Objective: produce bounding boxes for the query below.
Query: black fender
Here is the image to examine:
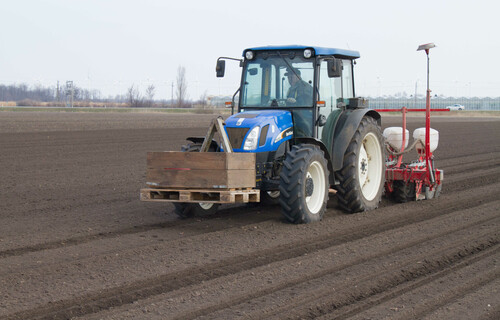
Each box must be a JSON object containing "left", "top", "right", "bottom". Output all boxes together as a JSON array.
[
  {"left": 186, "top": 137, "right": 219, "bottom": 151},
  {"left": 294, "top": 137, "right": 335, "bottom": 185},
  {"left": 331, "top": 109, "right": 381, "bottom": 171}
]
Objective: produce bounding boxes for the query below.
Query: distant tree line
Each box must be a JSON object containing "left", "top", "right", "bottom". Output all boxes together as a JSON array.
[
  {"left": 0, "top": 83, "right": 56, "bottom": 102},
  {"left": 0, "top": 83, "right": 102, "bottom": 103},
  {"left": 0, "top": 66, "right": 213, "bottom": 108}
]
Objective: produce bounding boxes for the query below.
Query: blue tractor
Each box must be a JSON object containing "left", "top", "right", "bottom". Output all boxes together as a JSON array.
[{"left": 175, "top": 45, "right": 385, "bottom": 223}]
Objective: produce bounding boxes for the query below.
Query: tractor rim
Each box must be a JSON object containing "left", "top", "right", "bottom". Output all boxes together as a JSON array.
[
  {"left": 305, "top": 160, "right": 326, "bottom": 214},
  {"left": 199, "top": 202, "right": 214, "bottom": 210},
  {"left": 267, "top": 190, "right": 280, "bottom": 198},
  {"left": 358, "top": 132, "right": 383, "bottom": 201}
]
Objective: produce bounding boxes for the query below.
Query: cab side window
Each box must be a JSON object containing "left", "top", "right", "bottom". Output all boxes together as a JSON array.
[
  {"left": 317, "top": 60, "right": 342, "bottom": 138},
  {"left": 319, "top": 60, "right": 342, "bottom": 110},
  {"left": 342, "top": 60, "right": 354, "bottom": 98}
]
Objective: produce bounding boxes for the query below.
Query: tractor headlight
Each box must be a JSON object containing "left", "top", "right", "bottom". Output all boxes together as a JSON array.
[
  {"left": 243, "top": 126, "right": 260, "bottom": 150},
  {"left": 245, "top": 51, "right": 254, "bottom": 60}
]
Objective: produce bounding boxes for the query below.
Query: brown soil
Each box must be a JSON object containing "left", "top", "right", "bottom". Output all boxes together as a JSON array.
[{"left": 0, "top": 111, "right": 499, "bottom": 320}]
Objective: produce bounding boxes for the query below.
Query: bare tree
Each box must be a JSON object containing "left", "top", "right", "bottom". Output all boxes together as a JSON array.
[
  {"left": 176, "top": 66, "right": 188, "bottom": 107},
  {"left": 145, "top": 84, "right": 155, "bottom": 107},
  {"left": 127, "top": 84, "right": 142, "bottom": 107}
]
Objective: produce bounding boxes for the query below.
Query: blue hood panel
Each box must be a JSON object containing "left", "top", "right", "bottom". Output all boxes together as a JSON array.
[{"left": 225, "top": 110, "right": 293, "bottom": 152}]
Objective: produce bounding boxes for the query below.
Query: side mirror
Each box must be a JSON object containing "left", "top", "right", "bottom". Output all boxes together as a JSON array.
[
  {"left": 317, "top": 114, "right": 327, "bottom": 127},
  {"left": 216, "top": 60, "right": 226, "bottom": 78},
  {"left": 327, "top": 58, "right": 342, "bottom": 78}
]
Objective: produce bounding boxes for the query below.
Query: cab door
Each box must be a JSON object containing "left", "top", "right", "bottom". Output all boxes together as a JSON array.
[{"left": 317, "top": 59, "right": 342, "bottom": 139}]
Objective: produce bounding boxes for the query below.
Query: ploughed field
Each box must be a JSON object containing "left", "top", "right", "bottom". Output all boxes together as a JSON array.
[{"left": 0, "top": 111, "right": 499, "bottom": 320}]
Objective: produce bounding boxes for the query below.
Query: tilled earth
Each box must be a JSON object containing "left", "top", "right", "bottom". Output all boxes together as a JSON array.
[{"left": 0, "top": 111, "right": 499, "bottom": 320}]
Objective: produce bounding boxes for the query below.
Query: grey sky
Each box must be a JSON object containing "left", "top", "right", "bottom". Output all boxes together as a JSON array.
[{"left": 1, "top": 0, "right": 499, "bottom": 99}]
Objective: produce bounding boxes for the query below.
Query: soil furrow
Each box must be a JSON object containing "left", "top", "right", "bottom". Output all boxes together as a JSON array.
[
  {"left": 5, "top": 197, "right": 497, "bottom": 320},
  {"left": 162, "top": 211, "right": 500, "bottom": 320},
  {"left": 1, "top": 113, "right": 498, "bottom": 319},
  {"left": 324, "top": 240, "right": 499, "bottom": 319},
  {"left": 421, "top": 278, "right": 500, "bottom": 320},
  {"left": 0, "top": 205, "right": 269, "bottom": 259},
  {"left": 441, "top": 158, "right": 500, "bottom": 175},
  {"left": 1, "top": 182, "right": 496, "bottom": 281},
  {"left": 443, "top": 168, "right": 499, "bottom": 192},
  {"left": 259, "top": 234, "right": 499, "bottom": 320},
  {"left": 1, "top": 155, "right": 497, "bottom": 258},
  {"left": 168, "top": 214, "right": 498, "bottom": 319},
  {"left": 438, "top": 150, "right": 500, "bottom": 165}
]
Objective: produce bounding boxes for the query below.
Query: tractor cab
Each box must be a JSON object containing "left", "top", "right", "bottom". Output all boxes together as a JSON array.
[{"left": 218, "top": 45, "right": 361, "bottom": 141}]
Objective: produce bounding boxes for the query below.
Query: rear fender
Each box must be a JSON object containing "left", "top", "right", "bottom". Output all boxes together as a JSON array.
[{"left": 331, "top": 109, "right": 380, "bottom": 171}]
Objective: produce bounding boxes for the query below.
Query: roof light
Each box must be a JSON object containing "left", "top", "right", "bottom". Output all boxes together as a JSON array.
[
  {"left": 303, "top": 49, "right": 313, "bottom": 59},
  {"left": 245, "top": 51, "right": 254, "bottom": 60}
]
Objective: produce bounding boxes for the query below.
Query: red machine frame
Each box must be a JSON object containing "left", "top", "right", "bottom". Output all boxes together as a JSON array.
[{"left": 376, "top": 107, "right": 445, "bottom": 200}]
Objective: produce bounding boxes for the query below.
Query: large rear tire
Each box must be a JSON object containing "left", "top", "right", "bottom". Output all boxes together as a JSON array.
[
  {"left": 279, "top": 144, "right": 329, "bottom": 224},
  {"left": 172, "top": 143, "right": 220, "bottom": 219},
  {"left": 335, "top": 116, "right": 385, "bottom": 213}
]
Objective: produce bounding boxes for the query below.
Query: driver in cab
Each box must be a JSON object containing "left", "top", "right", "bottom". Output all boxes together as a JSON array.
[{"left": 286, "top": 68, "right": 312, "bottom": 106}]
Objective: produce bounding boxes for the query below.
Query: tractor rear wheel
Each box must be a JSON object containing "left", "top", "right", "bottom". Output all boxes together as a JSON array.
[
  {"left": 279, "top": 144, "right": 329, "bottom": 223},
  {"left": 172, "top": 143, "right": 220, "bottom": 219},
  {"left": 335, "top": 116, "right": 385, "bottom": 213}
]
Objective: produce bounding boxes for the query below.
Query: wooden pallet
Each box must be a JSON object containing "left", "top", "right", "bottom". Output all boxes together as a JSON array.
[
  {"left": 146, "top": 152, "right": 255, "bottom": 189},
  {"left": 140, "top": 188, "right": 260, "bottom": 204}
]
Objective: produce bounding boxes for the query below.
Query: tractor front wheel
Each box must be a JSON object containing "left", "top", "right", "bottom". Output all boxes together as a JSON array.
[
  {"left": 173, "top": 142, "right": 220, "bottom": 219},
  {"left": 173, "top": 202, "right": 220, "bottom": 218},
  {"left": 260, "top": 190, "right": 280, "bottom": 205},
  {"left": 279, "top": 144, "right": 329, "bottom": 223}
]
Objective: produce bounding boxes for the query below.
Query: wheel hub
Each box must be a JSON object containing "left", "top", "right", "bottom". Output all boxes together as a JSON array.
[
  {"left": 360, "top": 157, "right": 368, "bottom": 175},
  {"left": 305, "top": 177, "right": 314, "bottom": 197},
  {"left": 358, "top": 143, "right": 369, "bottom": 188}
]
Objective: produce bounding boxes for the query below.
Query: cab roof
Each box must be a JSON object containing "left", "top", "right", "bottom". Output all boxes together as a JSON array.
[{"left": 243, "top": 45, "right": 360, "bottom": 59}]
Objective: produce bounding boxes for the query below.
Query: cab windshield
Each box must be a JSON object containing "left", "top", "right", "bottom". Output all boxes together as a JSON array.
[{"left": 240, "top": 53, "right": 314, "bottom": 108}]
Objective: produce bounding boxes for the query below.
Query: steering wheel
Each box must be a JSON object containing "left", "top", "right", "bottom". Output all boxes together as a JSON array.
[{"left": 269, "top": 99, "right": 288, "bottom": 107}]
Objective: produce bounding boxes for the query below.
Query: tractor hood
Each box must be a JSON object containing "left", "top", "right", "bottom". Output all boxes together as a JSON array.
[{"left": 224, "top": 110, "right": 293, "bottom": 152}]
